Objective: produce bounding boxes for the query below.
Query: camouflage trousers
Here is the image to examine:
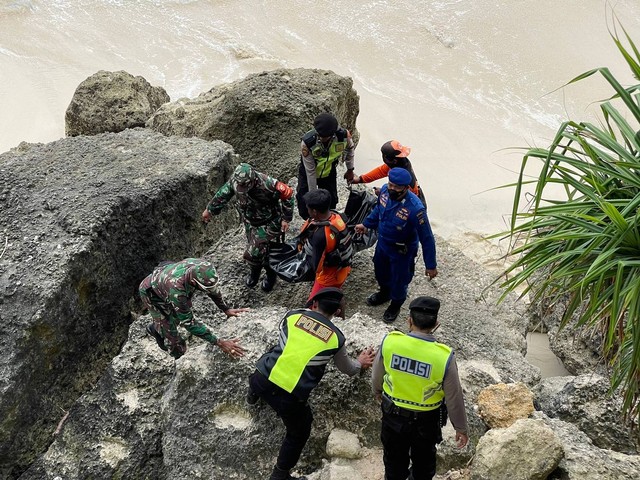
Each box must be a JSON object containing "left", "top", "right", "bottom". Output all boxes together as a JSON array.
[
  {"left": 243, "top": 218, "right": 283, "bottom": 267},
  {"left": 139, "top": 277, "right": 187, "bottom": 359}
]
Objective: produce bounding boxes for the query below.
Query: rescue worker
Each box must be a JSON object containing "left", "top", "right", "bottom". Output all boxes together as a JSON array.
[
  {"left": 247, "top": 288, "right": 376, "bottom": 480},
  {"left": 372, "top": 296, "right": 469, "bottom": 480},
  {"left": 139, "top": 258, "right": 248, "bottom": 359},
  {"left": 202, "top": 163, "right": 294, "bottom": 292},
  {"left": 355, "top": 168, "right": 437, "bottom": 323},
  {"left": 299, "top": 188, "right": 353, "bottom": 302},
  {"left": 296, "top": 113, "right": 356, "bottom": 219},
  {"left": 350, "top": 140, "right": 427, "bottom": 207}
]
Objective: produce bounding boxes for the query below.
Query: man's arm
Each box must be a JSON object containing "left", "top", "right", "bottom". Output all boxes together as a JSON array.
[
  {"left": 358, "top": 164, "right": 390, "bottom": 184},
  {"left": 370, "top": 346, "right": 385, "bottom": 401},
  {"left": 413, "top": 207, "right": 437, "bottom": 270},
  {"left": 443, "top": 353, "right": 469, "bottom": 435},
  {"left": 305, "top": 227, "right": 327, "bottom": 271},
  {"left": 333, "top": 345, "right": 375, "bottom": 376},
  {"left": 301, "top": 140, "right": 318, "bottom": 191},
  {"left": 343, "top": 130, "right": 356, "bottom": 170},
  {"left": 206, "top": 181, "right": 235, "bottom": 216}
]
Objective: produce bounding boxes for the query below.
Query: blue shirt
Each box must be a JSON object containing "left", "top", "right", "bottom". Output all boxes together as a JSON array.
[{"left": 363, "top": 185, "right": 437, "bottom": 269}]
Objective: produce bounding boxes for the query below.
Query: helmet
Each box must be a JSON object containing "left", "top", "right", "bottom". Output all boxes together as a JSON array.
[
  {"left": 192, "top": 262, "right": 219, "bottom": 292},
  {"left": 231, "top": 163, "right": 256, "bottom": 193}
]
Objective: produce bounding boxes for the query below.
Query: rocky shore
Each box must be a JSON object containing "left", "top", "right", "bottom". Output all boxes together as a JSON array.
[{"left": 0, "top": 69, "right": 637, "bottom": 479}]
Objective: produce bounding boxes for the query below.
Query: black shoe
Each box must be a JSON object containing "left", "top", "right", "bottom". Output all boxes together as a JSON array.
[
  {"left": 146, "top": 324, "right": 168, "bottom": 351},
  {"left": 383, "top": 301, "right": 403, "bottom": 323},
  {"left": 246, "top": 387, "right": 259, "bottom": 406},
  {"left": 367, "top": 290, "right": 391, "bottom": 306},
  {"left": 261, "top": 267, "right": 278, "bottom": 292},
  {"left": 269, "top": 466, "right": 307, "bottom": 480},
  {"left": 245, "top": 265, "right": 262, "bottom": 288}
]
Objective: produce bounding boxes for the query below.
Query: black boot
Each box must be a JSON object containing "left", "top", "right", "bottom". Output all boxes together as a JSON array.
[
  {"left": 269, "top": 465, "right": 307, "bottom": 480},
  {"left": 383, "top": 300, "right": 404, "bottom": 323},
  {"left": 244, "top": 265, "right": 262, "bottom": 288},
  {"left": 261, "top": 266, "right": 278, "bottom": 292},
  {"left": 367, "top": 289, "right": 391, "bottom": 306},
  {"left": 146, "top": 324, "right": 168, "bottom": 351}
]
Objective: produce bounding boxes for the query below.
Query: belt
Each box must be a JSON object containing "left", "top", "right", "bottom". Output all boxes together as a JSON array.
[{"left": 382, "top": 394, "right": 438, "bottom": 419}]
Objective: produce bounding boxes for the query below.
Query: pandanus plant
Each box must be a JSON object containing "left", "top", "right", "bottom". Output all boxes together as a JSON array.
[{"left": 495, "top": 21, "right": 640, "bottom": 426}]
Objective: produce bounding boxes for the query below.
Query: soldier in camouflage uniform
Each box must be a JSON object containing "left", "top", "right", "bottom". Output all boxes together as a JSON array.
[
  {"left": 202, "top": 163, "right": 294, "bottom": 292},
  {"left": 139, "top": 257, "right": 248, "bottom": 359}
]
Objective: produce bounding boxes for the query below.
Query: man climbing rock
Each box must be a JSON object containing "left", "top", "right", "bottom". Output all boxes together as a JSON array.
[
  {"left": 202, "top": 163, "right": 294, "bottom": 292},
  {"left": 139, "top": 257, "right": 248, "bottom": 359}
]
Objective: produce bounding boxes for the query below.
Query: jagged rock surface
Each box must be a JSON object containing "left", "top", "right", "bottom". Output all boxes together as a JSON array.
[
  {"left": 533, "top": 375, "right": 638, "bottom": 454},
  {"left": 0, "top": 129, "right": 236, "bottom": 478},
  {"left": 147, "top": 68, "right": 360, "bottom": 180},
  {"left": 65, "top": 70, "right": 170, "bottom": 136}
]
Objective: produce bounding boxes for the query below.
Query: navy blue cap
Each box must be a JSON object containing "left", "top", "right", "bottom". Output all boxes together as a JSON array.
[{"left": 388, "top": 167, "right": 412, "bottom": 186}]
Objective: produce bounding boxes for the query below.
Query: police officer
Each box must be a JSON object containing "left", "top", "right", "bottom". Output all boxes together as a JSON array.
[
  {"left": 296, "top": 113, "right": 356, "bottom": 219},
  {"left": 355, "top": 167, "right": 437, "bottom": 323},
  {"left": 247, "top": 288, "right": 375, "bottom": 480},
  {"left": 139, "top": 258, "right": 248, "bottom": 359},
  {"left": 202, "top": 163, "right": 294, "bottom": 292},
  {"left": 371, "top": 296, "right": 468, "bottom": 480}
]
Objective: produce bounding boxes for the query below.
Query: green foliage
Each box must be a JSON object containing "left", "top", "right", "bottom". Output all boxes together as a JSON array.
[{"left": 495, "top": 22, "right": 640, "bottom": 425}]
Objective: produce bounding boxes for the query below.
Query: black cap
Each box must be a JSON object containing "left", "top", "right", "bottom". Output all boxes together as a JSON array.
[
  {"left": 409, "top": 296, "right": 440, "bottom": 315},
  {"left": 310, "top": 287, "right": 344, "bottom": 304},
  {"left": 314, "top": 113, "right": 339, "bottom": 137}
]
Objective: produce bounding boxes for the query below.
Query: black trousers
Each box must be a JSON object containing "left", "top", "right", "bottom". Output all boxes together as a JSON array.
[
  {"left": 296, "top": 161, "right": 338, "bottom": 219},
  {"left": 381, "top": 406, "right": 442, "bottom": 480},
  {"left": 249, "top": 371, "right": 313, "bottom": 471}
]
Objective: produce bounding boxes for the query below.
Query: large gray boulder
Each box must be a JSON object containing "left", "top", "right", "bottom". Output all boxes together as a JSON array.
[
  {"left": 533, "top": 412, "right": 640, "bottom": 479},
  {"left": 147, "top": 68, "right": 360, "bottom": 180},
  {"left": 470, "top": 418, "right": 564, "bottom": 480},
  {"left": 533, "top": 375, "right": 638, "bottom": 454},
  {"left": 65, "top": 70, "right": 170, "bottom": 136},
  {"left": 0, "top": 129, "right": 236, "bottom": 478}
]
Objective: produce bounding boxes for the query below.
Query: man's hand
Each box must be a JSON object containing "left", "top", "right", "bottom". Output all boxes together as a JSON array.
[
  {"left": 355, "top": 224, "right": 367, "bottom": 235},
  {"left": 357, "top": 346, "right": 376, "bottom": 370},
  {"left": 373, "top": 186, "right": 381, "bottom": 196},
  {"left": 202, "top": 209, "right": 212, "bottom": 223},
  {"left": 344, "top": 169, "right": 355, "bottom": 183},
  {"left": 216, "top": 338, "right": 245, "bottom": 358},
  {"left": 425, "top": 268, "right": 438, "bottom": 279},
  {"left": 224, "top": 307, "right": 250, "bottom": 318},
  {"left": 455, "top": 431, "right": 469, "bottom": 448},
  {"left": 350, "top": 175, "right": 361, "bottom": 184},
  {"left": 281, "top": 220, "right": 290, "bottom": 233}
]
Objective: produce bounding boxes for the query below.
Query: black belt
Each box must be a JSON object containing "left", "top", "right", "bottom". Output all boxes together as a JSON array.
[{"left": 382, "top": 395, "right": 437, "bottom": 419}]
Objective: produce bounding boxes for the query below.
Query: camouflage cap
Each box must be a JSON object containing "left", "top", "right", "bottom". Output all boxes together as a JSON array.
[
  {"left": 231, "top": 163, "right": 256, "bottom": 193},
  {"left": 193, "top": 262, "right": 219, "bottom": 291}
]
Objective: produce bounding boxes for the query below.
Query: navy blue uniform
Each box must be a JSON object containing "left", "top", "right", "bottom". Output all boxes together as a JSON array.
[{"left": 363, "top": 185, "right": 436, "bottom": 303}]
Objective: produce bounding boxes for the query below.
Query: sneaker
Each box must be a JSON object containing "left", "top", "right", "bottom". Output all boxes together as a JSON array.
[
  {"left": 246, "top": 387, "right": 260, "bottom": 406},
  {"left": 146, "top": 324, "right": 168, "bottom": 351},
  {"left": 367, "top": 291, "right": 391, "bottom": 306},
  {"left": 383, "top": 301, "right": 403, "bottom": 323}
]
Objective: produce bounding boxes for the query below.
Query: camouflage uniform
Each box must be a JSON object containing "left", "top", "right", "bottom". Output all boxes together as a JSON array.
[
  {"left": 206, "top": 163, "right": 294, "bottom": 267},
  {"left": 139, "top": 258, "right": 230, "bottom": 359}
]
